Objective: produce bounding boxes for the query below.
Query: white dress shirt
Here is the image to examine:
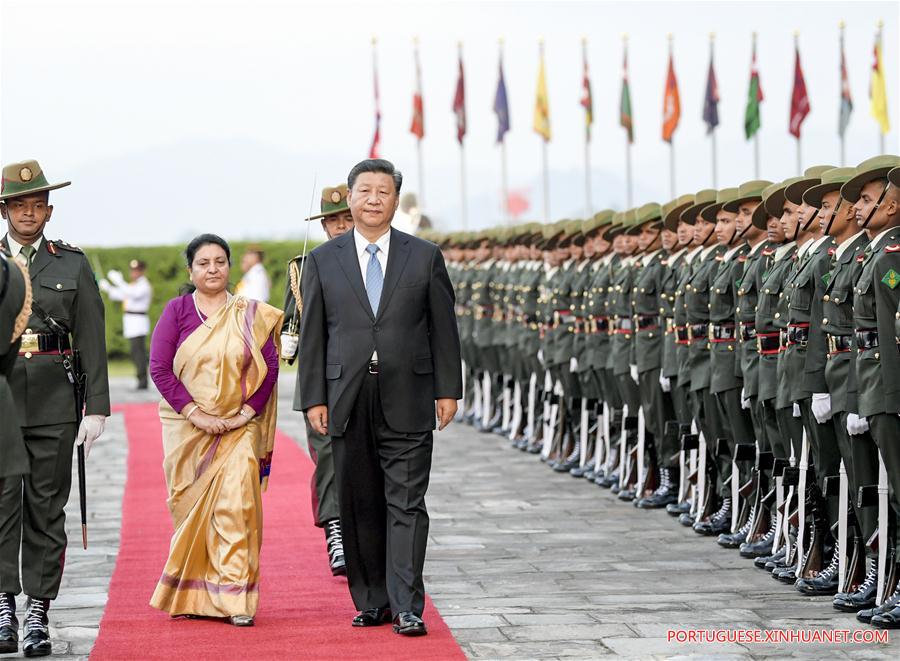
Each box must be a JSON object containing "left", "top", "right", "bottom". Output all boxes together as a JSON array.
[
  {"left": 4, "top": 234, "right": 43, "bottom": 265},
  {"left": 236, "top": 262, "right": 271, "bottom": 302},
  {"left": 353, "top": 227, "right": 391, "bottom": 361},
  {"left": 100, "top": 272, "right": 153, "bottom": 339}
]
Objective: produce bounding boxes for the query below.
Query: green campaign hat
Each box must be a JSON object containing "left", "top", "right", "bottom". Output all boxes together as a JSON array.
[
  {"left": 604, "top": 211, "right": 627, "bottom": 239},
  {"left": 680, "top": 189, "right": 717, "bottom": 225},
  {"left": 663, "top": 194, "right": 694, "bottom": 231},
  {"left": 840, "top": 155, "right": 900, "bottom": 203},
  {"left": 784, "top": 165, "right": 835, "bottom": 205},
  {"left": 306, "top": 184, "right": 350, "bottom": 220},
  {"left": 763, "top": 176, "right": 804, "bottom": 218},
  {"left": 633, "top": 202, "right": 663, "bottom": 228},
  {"left": 802, "top": 167, "right": 857, "bottom": 208},
  {"left": 700, "top": 188, "right": 739, "bottom": 223},
  {"left": 889, "top": 167, "right": 900, "bottom": 188},
  {"left": 753, "top": 182, "right": 785, "bottom": 228},
  {"left": 583, "top": 209, "right": 614, "bottom": 235},
  {"left": 723, "top": 180, "right": 773, "bottom": 212},
  {"left": 0, "top": 159, "right": 71, "bottom": 201}
]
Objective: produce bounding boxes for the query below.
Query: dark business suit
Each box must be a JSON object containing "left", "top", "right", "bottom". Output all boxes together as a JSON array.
[{"left": 298, "top": 227, "right": 462, "bottom": 616}]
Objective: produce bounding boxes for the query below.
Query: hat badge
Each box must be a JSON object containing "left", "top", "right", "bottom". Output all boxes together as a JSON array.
[
  {"left": 19, "top": 167, "right": 33, "bottom": 182},
  {"left": 330, "top": 190, "right": 342, "bottom": 204}
]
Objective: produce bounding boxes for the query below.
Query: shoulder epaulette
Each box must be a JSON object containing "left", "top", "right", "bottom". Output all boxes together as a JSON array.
[
  {"left": 857, "top": 254, "right": 866, "bottom": 263},
  {"left": 828, "top": 247, "right": 836, "bottom": 256},
  {"left": 762, "top": 248, "right": 775, "bottom": 257},
  {"left": 50, "top": 240, "right": 83, "bottom": 254},
  {"left": 885, "top": 244, "right": 900, "bottom": 253}
]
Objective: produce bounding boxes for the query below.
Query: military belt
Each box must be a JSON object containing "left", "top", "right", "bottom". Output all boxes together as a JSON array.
[
  {"left": 786, "top": 324, "right": 810, "bottom": 348},
  {"left": 826, "top": 333, "right": 852, "bottom": 355},
  {"left": 635, "top": 314, "right": 659, "bottom": 331},
  {"left": 708, "top": 323, "right": 737, "bottom": 342},
  {"left": 739, "top": 322, "right": 757, "bottom": 342},
  {"left": 756, "top": 332, "right": 781, "bottom": 355},
  {"left": 19, "top": 332, "right": 72, "bottom": 355},
  {"left": 591, "top": 317, "right": 609, "bottom": 333},
  {"left": 687, "top": 323, "right": 707, "bottom": 342},
  {"left": 854, "top": 329, "right": 880, "bottom": 351},
  {"left": 674, "top": 326, "right": 690, "bottom": 345},
  {"left": 613, "top": 317, "right": 633, "bottom": 334}
]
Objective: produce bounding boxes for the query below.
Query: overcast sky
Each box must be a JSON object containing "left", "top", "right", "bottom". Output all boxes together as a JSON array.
[{"left": 1, "top": 0, "right": 898, "bottom": 246}]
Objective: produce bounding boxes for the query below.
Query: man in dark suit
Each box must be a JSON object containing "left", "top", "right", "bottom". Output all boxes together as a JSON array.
[{"left": 299, "top": 159, "right": 462, "bottom": 636}]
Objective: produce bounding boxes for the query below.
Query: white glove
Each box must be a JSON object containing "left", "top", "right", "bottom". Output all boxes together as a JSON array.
[
  {"left": 98, "top": 279, "right": 111, "bottom": 293},
  {"left": 847, "top": 413, "right": 870, "bottom": 435},
  {"left": 741, "top": 387, "right": 751, "bottom": 410},
  {"left": 106, "top": 269, "right": 126, "bottom": 287},
  {"left": 659, "top": 374, "right": 671, "bottom": 392},
  {"left": 792, "top": 402, "right": 801, "bottom": 418},
  {"left": 280, "top": 333, "right": 299, "bottom": 360},
  {"left": 537, "top": 349, "right": 545, "bottom": 365},
  {"left": 76, "top": 415, "right": 106, "bottom": 459},
  {"left": 630, "top": 364, "right": 639, "bottom": 384},
  {"left": 811, "top": 393, "right": 833, "bottom": 424},
  {"left": 569, "top": 357, "right": 579, "bottom": 373}
]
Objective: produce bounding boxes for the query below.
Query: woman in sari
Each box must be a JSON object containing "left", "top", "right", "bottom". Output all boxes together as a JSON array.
[{"left": 149, "top": 234, "right": 282, "bottom": 627}]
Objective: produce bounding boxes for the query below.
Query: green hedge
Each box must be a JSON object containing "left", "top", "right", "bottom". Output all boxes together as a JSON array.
[{"left": 84, "top": 240, "right": 318, "bottom": 360}]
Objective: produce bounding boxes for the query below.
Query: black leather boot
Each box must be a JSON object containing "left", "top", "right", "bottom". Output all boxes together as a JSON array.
[
  {"left": 0, "top": 593, "right": 18, "bottom": 654},
  {"left": 636, "top": 466, "right": 679, "bottom": 509},
  {"left": 860, "top": 577, "right": 900, "bottom": 625},
  {"left": 22, "top": 597, "right": 50, "bottom": 658},
  {"left": 717, "top": 504, "right": 756, "bottom": 548},
  {"left": 795, "top": 526, "right": 839, "bottom": 596},
  {"left": 741, "top": 517, "right": 777, "bottom": 558},
  {"left": 694, "top": 497, "right": 732, "bottom": 536},
  {"left": 833, "top": 557, "right": 878, "bottom": 612}
]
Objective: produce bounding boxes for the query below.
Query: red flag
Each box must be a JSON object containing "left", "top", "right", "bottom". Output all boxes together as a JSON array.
[
  {"left": 409, "top": 45, "right": 424, "bottom": 140},
  {"left": 452, "top": 51, "right": 466, "bottom": 144},
  {"left": 662, "top": 50, "right": 680, "bottom": 142},
  {"left": 789, "top": 43, "right": 810, "bottom": 139},
  {"left": 369, "top": 42, "right": 382, "bottom": 158}
]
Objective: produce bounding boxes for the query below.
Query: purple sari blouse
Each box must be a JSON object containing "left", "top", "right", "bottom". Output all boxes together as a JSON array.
[{"left": 150, "top": 294, "right": 278, "bottom": 414}]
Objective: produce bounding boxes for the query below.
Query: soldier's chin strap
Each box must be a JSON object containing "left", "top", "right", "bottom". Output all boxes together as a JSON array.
[
  {"left": 823, "top": 199, "right": 843, "bottom": 236},
  {"left": 700, "top": 225, "right": 716, "bottom": 247},
  {"left": 860, "top": 181, "right": 893, "bottom": 230}
]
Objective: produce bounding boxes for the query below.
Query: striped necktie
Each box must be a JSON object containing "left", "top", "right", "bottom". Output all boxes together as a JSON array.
[{"left": 365, "top": 244, "right": 383, "bottom": 314}]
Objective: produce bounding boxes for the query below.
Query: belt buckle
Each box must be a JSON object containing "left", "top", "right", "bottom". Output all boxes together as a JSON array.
[
  {"left": 368, "top": 361, "right": 379, "bottom": 375},
  {"left": 20, "top": 333, "right": 39, "bottom": 353}
]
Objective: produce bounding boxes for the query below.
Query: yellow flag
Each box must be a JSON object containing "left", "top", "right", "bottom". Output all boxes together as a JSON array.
[
  {"left": 533, "top": 49, "right": 551, "bottom": 141},
  {"left": 870, "top": 33, "right": 890, "bottom": 135}
]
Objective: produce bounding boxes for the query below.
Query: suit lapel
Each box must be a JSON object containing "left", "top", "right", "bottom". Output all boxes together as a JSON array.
[
  {"left": 377, "top": 228, "right": 411, "bottom": 321},
  {"left": 335, "top": 231, "right": 375, "bottom": 320}
]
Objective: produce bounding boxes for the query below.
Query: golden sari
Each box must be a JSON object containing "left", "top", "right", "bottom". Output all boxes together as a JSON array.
[{"left": 150, "top": 296, "right": 283, "bottom": 618}]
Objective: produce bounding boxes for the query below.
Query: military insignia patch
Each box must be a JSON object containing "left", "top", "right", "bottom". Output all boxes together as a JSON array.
[
  {"left": 828, "top": 248, "right": 836, "bottom": 256},
  {"left": 822, "top": 273, "right": 832, "bottom": 287},
  {"left": 857, "top": 254, "right": 866, "bottom": 263},
  {"left": 330, "top": 190, "right": 342, "bottom": 203},
  {"left": 885, "top": 244, "right": 900, "bottom": 253},
  {"left": 19, "top": 167, "right": 33, "bottom": 182},
  {"left": 881, "top": 269, "right": 900, "bottom": 289}
]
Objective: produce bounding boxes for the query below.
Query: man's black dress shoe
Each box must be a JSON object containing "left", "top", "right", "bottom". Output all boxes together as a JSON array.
[
  {"left": 352, "top": 607, "right": 392, "bottom": 627},
  {"left": 0, "top": 593, "right": 18, "bottom": 654},
  {"left": 392, "top": 611, "right": 427, "bottom": 636},
  {"left": 22, "top": 598, "right": 51, "bottom": 658}
]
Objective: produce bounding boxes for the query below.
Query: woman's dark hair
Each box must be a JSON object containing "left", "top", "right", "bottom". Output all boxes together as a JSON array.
[
  {"left": 185, "top": 233, "right": 231, "bottom": 267},
  {"left": 347, "top": 158, "right": 402, "bottom": 194}
]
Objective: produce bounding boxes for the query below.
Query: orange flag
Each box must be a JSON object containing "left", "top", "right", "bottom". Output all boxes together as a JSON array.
[{"left": 662, "top": 49, "right": 680, "bottom": 143}]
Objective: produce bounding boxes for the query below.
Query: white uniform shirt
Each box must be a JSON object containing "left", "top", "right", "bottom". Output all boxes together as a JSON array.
[
  {"left": 5, "top": 234, "right": 44, "bottom": 265},
  {"left": 237, "top": 262, "right": 271, "bottom": 302},
  {"left": 100, "top": 272, "right": 153, "bottom": 339}
]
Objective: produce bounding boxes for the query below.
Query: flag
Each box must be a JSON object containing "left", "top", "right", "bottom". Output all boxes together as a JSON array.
[
  {"left": 409, "top": 45, "right": 424, "bottom": 140},
  {"left": 620, "top": 46, "right": 633, "bottom": 143},
  {"left": 533, "top": 47, "right": 551, "bottom": 141},
  {"left": 452, "top": 52, "right": 466, "bottom": 144},
  {"left": 870, "top": 30, "right": 891, "bottom": 134},
  {"left": 369, "top": 44, "right": 381, "bottom": 158},
  {"left": 493, "top": 55, "right": 510, "bottom": 143},
  {"left": 662, "top": 50, "right": 680, "bottom": 142},
  {"left": 744, "top": 40, "right": 764, "bottom": 139},
  {"left": 789, "top": 43, "right": 810, "bottom": 139},
  {"left": 839, "top": 31, "right": 853, "bottom": 138},
  {"left": 703, "top": 49, "right": 719, "bottom": 134},
  {"left": 581, "top": 46, "right": 593, "bottom": 141}
]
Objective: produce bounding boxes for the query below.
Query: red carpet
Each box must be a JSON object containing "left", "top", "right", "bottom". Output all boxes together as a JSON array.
[{"left": 90, "top": 403, "right": 465, "bottom": 660}]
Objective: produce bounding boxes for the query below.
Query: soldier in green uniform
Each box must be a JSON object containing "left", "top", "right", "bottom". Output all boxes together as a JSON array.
[
  {"left": 835, "top": 156, "right": 900, "bottom": 620},
  {"left": 282, "top": 183, "right": 353, "bottom": 576},
  {"left": 0, "top": 160, "right": 109, "bottom": 657},
  {"left": 514, "top": 226, "right": 545, "bottom": 450}
]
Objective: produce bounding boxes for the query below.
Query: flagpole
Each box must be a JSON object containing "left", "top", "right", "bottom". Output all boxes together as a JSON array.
[
  {"left": 583, "top": 37, "right": 592, "bottom": 218},
  {"left": 668, "top": 34, "right": 676, "bottom": 199},
  {"left": 539, "top": 39, "right": 550, "bottom": 223},
  {"left": 499, "top": 38, "right": 510, "bottom": 225},
  {"left": 839, "top": 21, "right": 847, "bottom": 166},
  {"left": 412, "top": 37, "right": 425, "bottom": 209},
  {"left": 458, "top": 42, "right": 468, "bottom": 230},
  {"left": 752, "top": 32, "right": 760, "bottom": 179},
  {"left": 877, "top": 20, "right": 885, "bottom": 154},
  {"left": 624, "top": 34, "right": 633, "bottom": 207},
  {"left": 710, "top": 33, "right": 718, "bottom": 188},
  {"left": 795, "top": 31, "right": 802, "bottom": 175}
]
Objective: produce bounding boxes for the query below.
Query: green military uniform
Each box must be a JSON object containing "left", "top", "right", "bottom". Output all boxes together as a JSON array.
[
  {"left": 0, "top": 161, "right": 110, "bottom": 607},
  {"left": 283, "top": 185, "right": 350, "bottom": 533},
  {"left": 0, "top": 251, "right": 30, "bottom": 485}
]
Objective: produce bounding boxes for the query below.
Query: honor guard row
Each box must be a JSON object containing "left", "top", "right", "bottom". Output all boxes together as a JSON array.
[{"left": 427, "top": 154, "right": 900, "bottom": 630}]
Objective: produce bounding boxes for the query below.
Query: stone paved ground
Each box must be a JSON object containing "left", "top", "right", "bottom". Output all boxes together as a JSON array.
[{"left": 8, "top": 375, "right": 898, "bottom": 659}]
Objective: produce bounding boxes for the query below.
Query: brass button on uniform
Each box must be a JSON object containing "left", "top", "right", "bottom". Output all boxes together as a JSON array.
[
  {"left": 774, "top": 312, "right": 780, "bottom": 319},
  {"left": 875, "top": 352, "right": 880, "bottom": 360},
  {"left": 822, "top": 318, "right": 828, "bottom": 324},
  {"left": 24, "top": 352, "right": 32, "bottom": 359},
  {"left": 823, "top": 295, "right": 830, "bottom": 302},
  {"left": 56, "top": 283, "right": 62, "bottom": 290}
]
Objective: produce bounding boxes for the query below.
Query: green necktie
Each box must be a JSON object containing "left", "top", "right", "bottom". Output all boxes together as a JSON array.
[{"left": 18, "top": 244, "right": 35, "bottom": 266}]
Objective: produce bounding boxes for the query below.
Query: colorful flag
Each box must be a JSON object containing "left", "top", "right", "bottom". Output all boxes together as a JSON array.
[
  {"left": 452, "top": 51, "right": 466, "bottom": 144},
  {"left": 839, "top": 31, "right": 853, "bottom": 138},
  {"left": 620, "top": 46, "right": 633, "bottom": 143},
  {"left": 703, "top": 49, "right": 719, "bottom": 134},
  {"left": 581, "top": 44, "right": 593, "bottom": 141},
  {"left": 493, "top": 55, "right": 510, "bottom": 143},
  {"left": 409, "top": 45, "right": 424, "bottom": 140},
  {"left": 533, "top": 46, "right": 551, "bottom": 141},
  {"left": 870, "top": 29, "right": 891, "bottom": 134},
  {"left": 789, "top": 42, "right": 810, "bottom": 139},
  {"left": 369, "top": 41, "right": 381, "bottom": 159},
  {"left": 744, "top": 39, "right": 764, "bottom": 139},
  {"left": 662, "top": 50, "right": 680, "bottom": 143}
]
